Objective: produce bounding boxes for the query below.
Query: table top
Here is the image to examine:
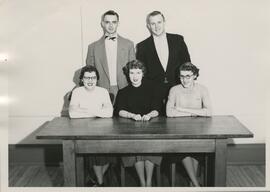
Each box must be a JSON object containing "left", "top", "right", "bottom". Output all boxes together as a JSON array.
[{"left": 36, "top": 116, "right": 253, "bottom": 140}]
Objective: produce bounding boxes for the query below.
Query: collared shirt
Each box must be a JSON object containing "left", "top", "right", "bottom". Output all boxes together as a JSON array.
[
  {"left": 105, "top": 34, "right": 118, "bottom": 86},
  {"left": 153, "top": 33, "right": 169, "bottom": 71}
]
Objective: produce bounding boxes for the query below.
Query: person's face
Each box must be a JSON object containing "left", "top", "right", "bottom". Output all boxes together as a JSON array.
[
  {"left": 101, "top": 15, "right": 119, "bottom": 35},
  {"left": 147, "top": 14, "right": 165, "bottom": 37},
  {"left": 129, "top": 68, "right": 143, "bottom": 87},
  {"left": 82, "top": 71, "right": 97, "bottom": 90},
  {"left": 180, "top": 70, "right": 196, "bottom": 88}
]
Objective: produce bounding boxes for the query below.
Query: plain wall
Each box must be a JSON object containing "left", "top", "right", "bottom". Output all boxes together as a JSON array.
[{"left": 1, "top": 0, "right": 269, "bottom": 144}]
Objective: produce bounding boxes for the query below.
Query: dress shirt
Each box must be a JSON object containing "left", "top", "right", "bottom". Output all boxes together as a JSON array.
[
  {"left": 105, "top": 35, "right": 118, "bottom": 86},
  {"left": 153, "top": 33, "right": 169, "bottom": 71}
]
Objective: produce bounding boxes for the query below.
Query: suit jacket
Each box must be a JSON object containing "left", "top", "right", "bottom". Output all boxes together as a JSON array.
[
  {"left": 136, "top": 33, "right": 191, "bottom": 88},
  {"left": 86, "top": 35, "right": 135, "bottom": 90}
]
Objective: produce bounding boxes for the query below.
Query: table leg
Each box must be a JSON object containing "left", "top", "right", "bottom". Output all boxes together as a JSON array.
[
  {"left": 156, "top": 165, "right": 161, "bottom": 186},
  {"left": 76, "top": 155, "right": 85, "bottom": 186},
  {"left": 171, "top": 163, "right": 176, "bottom": 187},
  {"left": 63, "top": 140, "right": 76, "bottom": 186},
  {"left": 214, "top": 139, "right": 227, "bottom": 186},
  {"left": 206, "top": 153, "right": 214, "bottom": 186},
  {"left": 120, "top": 165, "right": 125, "bottom": 187}
]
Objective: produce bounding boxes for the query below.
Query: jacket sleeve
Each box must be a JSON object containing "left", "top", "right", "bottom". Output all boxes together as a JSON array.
[
  {"left": 135, "top": 43, "right": 145, "bottom": 62},
  {"left": 129, "top": 41, "right": 136, "bottom": 61},
  {"left": 178, "top": 35, "right": 191, "bottom": 63},
  {"left": 86, "top": 44, "right": 95, "bottom": 66}
]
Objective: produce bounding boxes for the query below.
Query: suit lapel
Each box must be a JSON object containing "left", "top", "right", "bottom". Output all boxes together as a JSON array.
[
  {"left": 117, "top": 35, "right": 122, "bottom": 69},
  {"left": 97, "top": 37, "right": 110, "bottom": 78},
  {"left": 149, "top": 36, "right": 166, "bottom": 73},
  {"left": 117, "top": 35, "right": 124, "bottom": 80},
  {"left": 166, "top": 33, "right": 173, "bottom": 73}
]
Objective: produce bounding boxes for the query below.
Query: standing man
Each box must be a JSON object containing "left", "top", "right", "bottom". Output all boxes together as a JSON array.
[
  {"left": 86, "top": 10, "right": 135, "bottom": 103},
  {"left": 85, "top": 10, "right": 135, "bottom": 186},
  {"left": 136, "top": 11, "right": 191, "bottom": 114}
]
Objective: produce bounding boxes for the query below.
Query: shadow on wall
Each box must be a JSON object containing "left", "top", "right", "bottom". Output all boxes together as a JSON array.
[{"left": 60, "top": 67, "right": 83, "bottom": 117}]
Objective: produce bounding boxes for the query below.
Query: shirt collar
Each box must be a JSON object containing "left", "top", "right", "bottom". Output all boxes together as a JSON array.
[{"left": 153, "top": 32, "right": 167, "bottom": 41}]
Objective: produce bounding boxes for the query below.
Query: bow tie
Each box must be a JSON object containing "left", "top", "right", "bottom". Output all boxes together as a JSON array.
[{"left": 105, "top": 36, "right": 117, "bottom": 41}]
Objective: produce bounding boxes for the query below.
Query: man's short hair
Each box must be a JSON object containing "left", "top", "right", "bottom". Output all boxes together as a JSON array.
[
  {"left": 102, "top": 10, "right": 119, "bottom": 21},
  {"left": 146, "top": 11, "right": 165, "bottom": 24}
]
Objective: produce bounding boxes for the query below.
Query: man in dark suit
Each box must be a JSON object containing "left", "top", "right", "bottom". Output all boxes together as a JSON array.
[
  {"left": 136, "top": 11, "right": 191, "bottom": 114},
  {"left": 86, "top": 10, "right": 135, "bottom": 103}
]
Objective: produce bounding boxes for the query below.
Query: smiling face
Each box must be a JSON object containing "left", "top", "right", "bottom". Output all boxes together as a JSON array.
[
  {"left": 180, "top": 70, "right": 196, "bottom": 88},
  {"left": 129, "top": 68, "right": 143, "bottom": 87},
  {"left": 82, "top": 71, "right": 97, "bottom": 90},
  {"left": 101, "top": 15, "right": 119, "bottom": 36},
  {"left": 147, "top": 14, "right": 165, "bottom": 37}
]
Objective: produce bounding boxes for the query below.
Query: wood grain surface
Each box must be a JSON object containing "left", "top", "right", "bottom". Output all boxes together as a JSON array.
[{"left": 36, "top": 116, "right": 253, "bottom": 140}]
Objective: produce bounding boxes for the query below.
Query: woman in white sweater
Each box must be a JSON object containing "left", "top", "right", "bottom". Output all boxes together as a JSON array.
[
  {"left": 69, "top": 66, "right": 113, "bottom": 118},
  {"left": 166, "top": 62, "right": 212, "bottom": 186},
  {"left": 69, "top": 65, "right": 113, "bottom": 186}
]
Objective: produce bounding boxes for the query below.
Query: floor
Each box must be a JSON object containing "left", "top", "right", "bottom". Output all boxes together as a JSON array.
[{"left": 9, "top": 163, "right": 265, "bottom": 187}]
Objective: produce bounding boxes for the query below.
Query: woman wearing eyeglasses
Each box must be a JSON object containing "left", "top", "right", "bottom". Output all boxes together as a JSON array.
[
  {"left": 69, "top": 65, "right": 114, "bottom": 186},
  {"left": 166, "top": 62, "right": 212, "bottom": 186},
  {"left": 69, "top": 65, "right": 113, "bottom": 118}
]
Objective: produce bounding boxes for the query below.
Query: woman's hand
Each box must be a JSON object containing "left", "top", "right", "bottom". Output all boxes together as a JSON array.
[
  {"left": 142, "top": 114, "right": 151, "bottom": 121},
  {"left": 132, "top": 114, "right": 142, "bottom": 121}
]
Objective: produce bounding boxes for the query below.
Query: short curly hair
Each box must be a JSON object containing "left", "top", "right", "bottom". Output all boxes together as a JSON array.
[
  {"left": 79, "top": 65, "right": 100, "bottom": 86},
  {"left": 123, "top": 60, "right": 146, "bottom": 78},
  {"left": 179, "top": 62, "right": 200, "bottom": 80}
]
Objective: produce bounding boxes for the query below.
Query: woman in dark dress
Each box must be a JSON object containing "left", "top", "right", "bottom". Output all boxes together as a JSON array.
[{"left": 114, "top": 60, "right": 163, "bottom": 187}]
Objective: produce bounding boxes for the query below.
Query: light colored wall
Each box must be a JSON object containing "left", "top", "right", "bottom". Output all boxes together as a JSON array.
[{"left": 2, "top": 0, "right": 269, "bottom": 144}]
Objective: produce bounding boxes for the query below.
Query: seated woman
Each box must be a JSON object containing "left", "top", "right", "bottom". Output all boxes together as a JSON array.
[
  {"left": 69, "top": 65, "right": 114, "bottom": 186},
  {"left": 114, "top": 60, "right": 163, "bottom": 187},
  {"left": 166, "top": 62, "right": 212, "bottom": 187}
]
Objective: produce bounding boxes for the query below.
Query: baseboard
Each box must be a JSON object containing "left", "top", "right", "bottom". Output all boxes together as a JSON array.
[
  {"left": 9, "top": 144, "right": 63, "bottom": 166},
  {"left": 9, "top": 143, "right": 265, "bottom": 166},
  {"left": 226, "top": 143, "right": 265, "bottom": 165}
]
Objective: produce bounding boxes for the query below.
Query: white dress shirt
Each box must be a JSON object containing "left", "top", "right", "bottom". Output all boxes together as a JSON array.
[
  {"left": 153, "top": 33, "right": 169, "bottom": 71},
  {"left": 105, "top": 35, "right": 118, "bottom": 86}
]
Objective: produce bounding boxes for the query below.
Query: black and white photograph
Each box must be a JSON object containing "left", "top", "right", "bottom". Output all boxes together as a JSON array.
[{"left": 1, "top": 0, "right": 269, "bottom": 191}]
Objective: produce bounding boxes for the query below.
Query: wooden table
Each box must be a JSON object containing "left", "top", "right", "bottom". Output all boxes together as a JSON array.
[{"left": 36, "top": 116, "right": 253, "bottom": 187}]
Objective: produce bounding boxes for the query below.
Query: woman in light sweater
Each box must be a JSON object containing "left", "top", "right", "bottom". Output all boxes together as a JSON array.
[
  {"left": 69, "top": 65, "right": 113, "bottom": 186},
  {"left": 166, "top": 62, "right": 212, "bottom": 186}
]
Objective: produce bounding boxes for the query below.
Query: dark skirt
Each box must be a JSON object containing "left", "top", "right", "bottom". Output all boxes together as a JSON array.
[{"left": 122, "top": 155, "right": 162, "bottom": 167}]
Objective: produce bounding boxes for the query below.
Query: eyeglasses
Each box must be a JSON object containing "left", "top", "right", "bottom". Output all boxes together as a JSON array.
[
  {"left": 83, "top": 76, "right": 97, "bottom": 81},
  {"left": 179, "top": 74, "right": 194, "bottom": 80}
]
